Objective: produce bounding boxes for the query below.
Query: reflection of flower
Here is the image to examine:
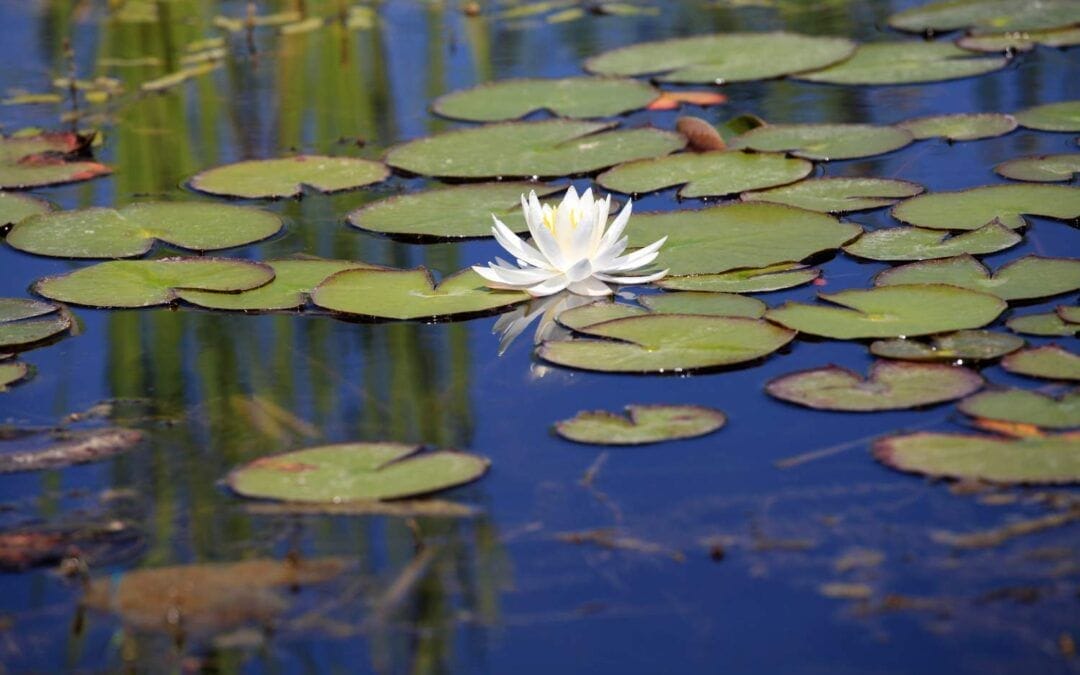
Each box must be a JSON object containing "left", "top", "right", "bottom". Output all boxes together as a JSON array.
[
  {"left": 473, "top": 187, "right": 667, "bottom": 297},
  {"left": 491, "top": 291, "right": 594, "bottom": 356}
]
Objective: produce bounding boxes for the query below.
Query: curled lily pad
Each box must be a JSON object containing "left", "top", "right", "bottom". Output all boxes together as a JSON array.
[
  {"left": 766, "top": 284, "right": 1006, "bottom": 339},
  {"left": 0, "top": 361, "right": 30, "bottom": 391},
  {"left": 0, "top": 131, "right": 111, "bottom": 189},
  {"left": 596, "top": 150, "right": 811, "bottom": 198},
  {"left": 538, "top": 315, "right": 795, "bottom": 374},
  {"left": 557, "top": 292, "right": 766, "bottom": 330},
  {"left": 189, "top": 155, "right": 389, "bottom": 199},
  {"left": 1014, "top": 101, "right": 1080, "bottom": 132},
  {"left": 842, "top": 223, "right": 1021, "bottom": 261},
  {"left": 178, "top": 259, "right": 381, "bottom": 311},
  {"left": 656, "top": 263, "right": 819, "bottom": 294},
  {"left": 958, "top": 27, "right": 1080, "bottom": 52},
  {"left": 870, "top": 330, "right": 1023, "bottom": 362},
  {"left": 311, "top": 268, "right": 527, "bottom": 321},
  {"left": 384, "top": 120, "right": 685, "bottom": 179},
  {"left": 0, "top": 298, "right": 71, "bottom": 351},
  {"left": 33, "top": 258, "right": 275, "bottom": 308},
  {"left": 227, "top": 442, "right": 490, "bottom": 502},
  {"left": 874, "top": 255, "right": 1080, "bottom": 301},
  {"left": 0, "top": 192, "right": 50, "bottom": 225},
  {"left": 888, "top": 0, "right": 1080, "bottom": 34},
  {"left": 1061, "top": 307, "right": 1080, "bottom": 323},
  {"left": 959, "top": 389, "right": 1079, "bottom": 430},
  {"left": 1001, "top": 345, "right": 1080, "bottom": 381},
  {"left": 583, "top": 32, "right": 856, "bottom": 84},
  {"left": 0, "top": 428, "right": 142, "bottom": 473},
  {"left": 897, "top": 113, "right": 1017, "bottom": 141},
  {"left": 796, "top": 42, "right": 1006, "bottom": 85},
  {"left": 7, "top": 202, "right": 283, "bottom": 258},
  {"left": 730, "top": 124, "right": 913, "bottom": 161},
  {"left": 741, "top": 178, "right": 924, "bottom": 213},
  {"left": 995, "top": 154, "right": 1080, "bottom": 182},
  {"left": 554, "top": 404, "right": 726, "bottom": 445},
  {"left": 1007, "top": 311, "right": 1079, "bottom": 337},
  {"left": 890, "top": 184, "right": 1080, "bottom": 230},
  {"left": 432, "top": 77, "right": 659, "bottom": 121},
  {"left": 766, "top": 361, "right": 983, "bottom": 411}
]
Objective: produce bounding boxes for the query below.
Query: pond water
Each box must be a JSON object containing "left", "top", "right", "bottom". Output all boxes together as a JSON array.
[{"left": 0, "top": 0, "right": 1078, "bottom": 673}]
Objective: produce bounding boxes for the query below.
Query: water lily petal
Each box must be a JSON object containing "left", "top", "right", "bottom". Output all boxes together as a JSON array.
[
  {"left": 594, "top": 268, "right": 669, "bottom": 285},
  {"left": 527, "top": 273, "right": 572, "bottom": 297},
  {"left": 564, "top": 257, "right": 594, "bottom": 283},
  {"left": 599, "top": 199, "right": 633, "bottom": 250},
  {"left": 566, "top": 276, "right": 614, "bottom": 296},
  {"left": 492, "top": 216, "right": 549, "bottom": 269}
]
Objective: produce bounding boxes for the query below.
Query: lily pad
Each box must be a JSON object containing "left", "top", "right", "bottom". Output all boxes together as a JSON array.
[
  {"left": 0, "top": 131, "right": 111, "bottom": 189},
  {"left": 995, "top": 154, "right": 1080, "bottom": 182},
  {"left": 842, "top": 223, "right": 1021, "bottom": 261},
  {"left": 189, "top": 155, "right": 390, "bottom": 199},
  {"left": 538, "top": 314, "right": 795, "bottom": 373},
  {"left": 1006, "top": 311, "right": 1079, "bottom": 337},
  {"left": 311, "top": 268, "right": 527, "bottom": 321},
  {"left": 554, "top": 404, "right": 726, "bottom": 445},
  {"left": 384, "top": 120, "right": 685, "bottom": 179},
  {"left": 0, "top": 361, "right": 30, "bottom": 391},
  {"left": 0, "top": 428, "right": 143, "bottom": 473},
  {"left": 346, "top": 182, "right": 563, "bottom": 240},
  {"left": 874, "top": 255, "right": 1080, "bottom": 301},
  {"left": 888, "top": 0, "right": 1080, "bottom": 35},
  {"left": 741, "top": 178, "right": 924, "bottom": 213},
  {"left": 796, "top": 42, "right": 1006, "bottom": 85},
  {"left": 897, "top": 113, "right": 1017, "bottom": 141},
  {"left": 33, "top": 258, "right": 275, "bottom": 308},
  {"left": 1061, "top": 306, "right": 1080, "bottom": 323},
  {"left": 178, "top": 259, "right": 381, "bottom": 311},
  {"left": 890, "top": 184, "right": 1080, "bottom": 230},
  {"left": 0, "top": 298, "right": 71, "bottom": 351},
  {"left": 583, "top": 32, "right": 856, "bottom": 84},
  {"left": 227, "top": 442, "right": 490, "bottom": 502},
  {"left": 730, "top": 124, "right": 913, "bottom": 161},
  {"left": 596, "top": 150, "right": 811, "bottom": 198},
  {"left": 7, "top": 202, "right": 283, "bottom": 258},
  {"left": 870, "top": 330, "right": 1023, "bottom": 362},
  {"left": 1014, "top": 100, "right": 1080, "bottom": 132},
  {"left": 766, "top": 361, "right": 983, "bottom": 411},
  {"left": 766, "top": 284, "right": 1006, "bottom": 339},
  {"left": 957, "top": 26, "right": 1080, "bottom": 52},
  {"left": 656, "top": 263, "right": 820, "bottom": 294},
  {"left": 0, "top": 192, "right": 50, "bottom": 225},
  {"left": 959, "top": 389, "right": 1080, "bottom": 430},
  {"left": 1001, "top": 345, "right": 1080, "bottom": 381},
  {"left": 557, "top": 292, "right": 766, "bottom": 330},
  {"left": 432, "top": 77, "right": 659, "bottom": 122}
]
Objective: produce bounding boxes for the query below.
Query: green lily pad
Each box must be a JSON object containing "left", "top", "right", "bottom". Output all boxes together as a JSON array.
[
  {"left": 957, "top": 26, "right": 1080, "bottom": 52},
  {"left": 582, "top": 32, "right": 856, "bottom": 84},
  {"left": 874, "top": 432, "right": 1080, "bottom": 485},
  {"left": 888, "top": 0, "right": 1080, "bottom": 34},
  {"left": 33, "top": 258, "right": 275, "bottom": 308},
  {"left": 384, "top": 120, "right": 685, "bottom": 179},
  {"left": 346, "top": 183, "right": 563, "bottom": 240},
  {"left": 995, "top": 154, "right": 1080, "bottom": 182},
  {"left": 796, "top": 42, "right": 1006, "bottom": 85},
  {"left": 432, "top": 77, "right": 659, "bottom": 122},
  {"left": 1001, "top": 345, "right": 1080, "bottom": 381},
  {"left": 557, "top": 292, "right": 766, "bottom": 330},
  {"left": 189, "top": 155, "right": 390, "bottom": 199},
  {"left": 7, "top": 202, "right": 283, "bottom": 259},
  {"left": 311, "top": 268, "right": 527, "bottom": 321},
  {"left": 1007, "top": 311, "right": 1079, "bottom": 337},
  {"left": 0, "top": 192, "right": 50, "bottom": 225},
  {"left": 554, "top": 404, "right": 726, "bottom": 445},
  {"left": 741, "top": 178, "right": 924, "bottom": 213},
  {"left": 890, "top": 184, "right": 1080, "bottom": 230},
  {"left": 897, "top": 113, "right": 1017, "bottom": 141},
  {"left": 959, "top": 389, "right": 1080, "bottom": 430},
  {"left": 874, "top": 255, "right": 1080, "bottom": 301},
  {"left": 729, "top": 124, "right": 913, "bottom": 161},
  {"left": 766, "top": 284, "right": 1006, "bottom": 339},
  {"left": 870, "top": 330, "right": 1023, "bottom": 362},
  {"left": 227, "top": 442, "right": 490, "bottom": 502},
  {"left": 596, "top": 150, "right": 811, "bottom": 198},
  {"left": 1014, "top": 100, "right": 1080, "bottom": 132},
  {"left": 0, "top": 298, "right": 71, "bottom": 351},
  {"left": 178, "top": 259, "right": 381, "bottom": 311},
  {"left": 766, "top": 361, "right": 983, "bottom": 411},
  {"left": 556, "top": 302, "right": 645, "bottom": 330},
  {"left": 626, "top": 203, "right": 861, "bottom": 276},
  {"left": 0, "top": 131, "right": 112, "bottom": 190},
  {"left": 842, "top": 223, "right": 1021, "bottom": 261},
  {"left": 539, "top": 314, "right": 795, "bottom": 373},
  {"left": 1061, "top": 306, "right": 1080, "bottom": 323},
  {"left": 0, "top": 361, "right": 30, "bottom": 391},
  {"left": 656, "top": 263, "right": 820, "bottom": 294}
]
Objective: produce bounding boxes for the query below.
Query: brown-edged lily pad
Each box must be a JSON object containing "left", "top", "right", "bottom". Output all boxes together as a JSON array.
[
  {"left": 0, "top": 131, "right": 111, "bottom": 189},
  {"left": 897, "top": 113, "right": 1017, "bottom": 141},
  {"left": 874, "top": 255, "right": 1080, "bottom": 301},
  {"left": 596, "top": 150, "right": 811, "bottom": 198},
  {"left": 959, "top": 389, "right": 1079, "bottom": 430},
  {"left": 741, "top": 178, "right": 924, "bottom": 213},
  {"left": 0, "top": 298, "right": 71, "bottom": 351},
  {"left": 554, "top": 404, "right": 726, "bottom": 445},
  {"left": 842, "top": 223, "right": 1021, "bottom": 261},
  {"left": 729, "top": 123, "right": 913, "bottom": 161},
  {"left": 995, "top": 154, "right": 1080, "bottom": 182},
  {"left": 890, "top": 184, "right": 1080, "bottom": 230},
  {"left": 870, "top": 330, "right": 1023, "bottom": 362},
  {"left": 655, "top": 263, "right": 820, "bottom": 294},
  {"left": 189, "top": 155, "right": 389, "bottom": 199},
  {"left": 1001, "top": 345, "right": 1080, "bottom": 381},
  {"left": 0, "top": 428, "right": 142, "bottom": 473},
  {"left": 432, "top": 77, "right": 659, "bottom": 121}
]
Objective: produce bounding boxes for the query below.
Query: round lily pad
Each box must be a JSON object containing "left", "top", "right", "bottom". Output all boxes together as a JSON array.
[
  {"left": 539, "top": 314, "right": 795, "bottom": 374},
  {"left": 0, "top": 131, "right": 112, "bottom": 190},
  {"left": 959, "top": 389, "right": 1079, "bottom": 430},
  {"left": 556, "top": 302, "right": 645, "bottom": 330},
  {"left": 890, "top": 184, "right": 1080, "bottom": 230},
  {"left": 795, "top": 42, "right": 1006, "bottom": 85},
  {"left": 583, "top": 32, "right": 857, "bottom": 84},
  {"left": 0, "top": 361, "right": 30, "bottom": 391},
  {"left": 557, "top": 292, "right": 766, "bottom": 330},
  {"left": 384, "top": 120, "right": 685, "bottom": 179},
  {"left": 870, "top": 330, "right": 1023, "bottom": 362},
  {"left": 1014, "top": 100, "right": 1080, "bottom": 132},
  {"left": 897, "top": 113, "right": 1017, "bottom": 141},
  {"left": 766, "top": 284, "right": 1007, "bottom": 339},
  {"left": 957, "top": 26, "right": 1080, "bottom": 52},
  {"left": 33, "top": 258, "right": 275, "bottom": 308},
  {"left": 311, "top": 267, "right": 527, "bottom": 321},
  {"left": 888, "top": 0, "right": 1080, "bottom": 35},
  {"left": 843, "top": 223, "right": 1021, "bottom": 261},
  {"left": 0, "top": 192, "right": 50, "bottom": 225},
  {"left": 766, "top": 361, "right": 983, "bottom": 411},
  {"left": 995, "top": 154, "right": 1080, "bottom": 182},
  {"left": 1061, "top": 306, "right": 1080, "bottom": 323},
  {"left": 347, "top": 182, "right": 562, "bottom": 240},
  {"left": 7, "top": 202, "right": 283, "bottom": 258},
  {"left": 656, "top": 263, "right": 820, "bottom": 294},
  {"left": 178, "top": 259, "right": 381, "bottom": 311},
  {"left": 874, "top": 255, "right": 1080, "bottom": 301},
  {"left": 1006, "top": 311, "right": 1079, "bottom": 337},
  {"left": 554, "top": 404, "right": 726, "bottom": 445},
  {"left": 432, "top": 77, "right": 659, "bottom": 122},
  {"left": 741, "top": 178, "right": 924, "bottom": 213},
  {"left": 1001, "top": 345, "right": 1080, "bottom": 381},
  {"left": 189, "top": 155, "right": 390, "bottom": 199},
  {"left": 0, "top": 298, "right": 71, "bottom": 351},
  {"left": 596, "top": 150, "right": 811, "bottom": 198},
  {"left": 729, "top": 124, "right": 913, "bottom": 161}
]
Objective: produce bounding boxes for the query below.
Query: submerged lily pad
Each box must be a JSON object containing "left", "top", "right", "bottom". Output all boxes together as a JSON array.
[
  {"left": 0, "top": 298, "right": 71, "bottom": 351},
  {"left": 741, "top": 178, "right": 923, "bottom": 213},
  {"left": 33, "top": 258, "right": 275, "bottom": 308},
  {"left": 897, "top": 113, "right": 1017, "bottom": 141},
  {"left": 583, "top": 32, "right": 856, "bottom": 84},
  {"left": 958, "top": 27, "right": 1080, "bottom": 52},
  {"left": 311, "top": 268, "right": 527, "bottom": 320},
  {"left": 1014, "top": 101, "right": 1080, "bottom": 132},
  {"left": 0, "top": 192, "right": 50, "bottom": 225},
  {"left": 1001, "top": 345, "right": 1080, "bottom": 381},
  {"left": 7, "top": 202, "right": 283, "bottom": 258},
  {"left": 596, "top": 151, "right": 811, "bottom": 198},
  {"left": 766, "top": 361, "right": 983, "bottom": 411},
  {"left": 555, "top": 404, "right": 726, "bottom": 445},
  {"left": 0, "top": 428, "right": 143, "bottom": 473},
  {"left": 432, "top": 77, "right": 659, "bottom": 121},
  {"left": 876, "top": 432, "right": 1080, "bottom": 484},
  {"left": 384, "top": 120, "right": 685, "bottom": 179},
  {"left": 189, "top": 155, "right": 389, "bottom": 199},
  {"left": 890, "top": 184, "right": 1080, "bottom": 230},
  {"left": 1007, "top": 311, "right": 1080, "bottom": 337},
  {"left": 557, "top": 292, "right": 766, "bottom": 330},
  {"left": 842, "top": 223, "right": 1021, "bottom": 261},
  {"left": 539, "top": 315, "right": 795, "bottom": 373},
  {"left": 888, "top": 0, "right": 1080, "bottom": 34},
  {"left": 178, "top": 259, "right": 381, "bottom": 311},
  {"left": 995, "top": 154, "right": 1080, "bottom": 182},
  {"left": 870, "top": 330, "right": 1023, "bottom": 362},
  {"left": 796, "top": 42, "right": 1006, "bottom": 85},
  {"left": 959, "top": 389, "right": 1080, "bottom": 430},
  {"left": 874, "top": 255, "right": 1080, "bottom": 301},
  {"left": 766, "top": 284, "right": 1006, "bottom": 339},
  {"left": 0, "top": 361, "right": 30, "bottom": 391},
  {"left": 0, "top": 132, "right": 111, "bottom": 189},
  {"left": 656, "top": 263, "right": 820, "bottom": 294},
  {"left": 730, "top": 124, "right": 913, "bottom": 161},
  {"left": 228, "top": 442, "right": 490, "bottom": 502}
]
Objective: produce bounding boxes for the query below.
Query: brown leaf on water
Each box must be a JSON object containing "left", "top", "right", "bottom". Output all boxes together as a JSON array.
[
  {"left": 970, "top": 417, "right": 1045, "bottom": 438},
  {"left": 0, "top": 520, "right": 141, "bottom": 571},
  {"left": 675, "top": 116, "right": 726, "bottom": 152},
  {"left": 647, "top": 91, "right": 728, "bottom": 111},
  {"left": 0, "top": 427, "right": 142, "bottom": 473},
  {"left": 819, "top": 582, "right": 873, "bottom": 600},
  {"left": 931, "top": 509, "right": 1080, "bottom": 549},
  {"left": 556, "top": 528, "right": 685, "bottom": 562}
]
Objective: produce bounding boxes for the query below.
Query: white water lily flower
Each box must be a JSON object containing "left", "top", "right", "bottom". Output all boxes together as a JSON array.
[{"left": 472, "top": 186, "right": 668, "bottom": 297}]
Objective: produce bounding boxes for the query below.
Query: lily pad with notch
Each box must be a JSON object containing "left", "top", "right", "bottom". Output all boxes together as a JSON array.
[
  {"left": 741, "top": 178, "right": 923, "bottom": 213},
  {"left": 1007, "top": 311, "right": 1079, "bottom": 337},
  {"left": 870, "top": 330, "right": 1023, "bottom": 362},
  {"left": 0, "top": 298, "right": 71, "bottom": 351},
  {"left": 189, "top": 155, "right": 390, "bottom": 199},
  {"left": 656, "top": 263, "right": 820, "bottom": 294},
  {"left": 1014, "top": 100, "right": 1080, "bottom": 132},
  {"left": 959, "top": 389, "right": 1079, "bottom": 430},
  {"left": 596, "top": 150, "right": 811, "bottom": 198},
  {"left": 554, "top": 404, "right": 726, "bottom": 445},
  {"left": 0, "top": 131, "right": 111, "bottom": 190},
  {"left": 0, "top": 192, "right": 50, "bottom": 225},
  {"left": 178, "top": 259, "right": 383, "bottom": 311},
  {"left": 888, "top": 0, "right": 1080, "bottom": 35},
  {"left": 729, "top": 123, "right": 913, "bottom": 161},
  {"left": 432, "top": 77, "right": 659, "bottom": 122},
  {"left": 1001, "top": 345, "right": 1080, "bottom": 381},
  {"left": 873, "top": 255, "right": 1080, "bottom": 301},
  {"left": 795, "top": 42, "right": 1006, "bottom": 85},
  {"left": 843, "top": 223, "right": 1020, "bottom": 261},
  {"left": 557, "top": 292, "right": 766, "bottom": 330},
  {"left": 890, "top": 184, "right": 1080, "bottom": 230},
  {"left": 995, "top": 154, "right": 1080, "bottom": 182},
  {"left": 897, "top": 113, "right": 1017, "bottom": 141}
]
